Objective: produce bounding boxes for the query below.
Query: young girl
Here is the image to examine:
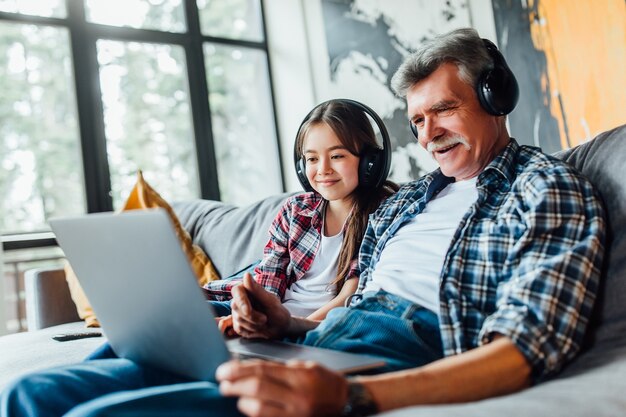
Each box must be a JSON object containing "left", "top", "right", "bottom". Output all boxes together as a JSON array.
[
  {"left": 86, "top": 98, "right": 397, "bottom": 359},
  {"left": 205, "top": 99, "right": 398, "bottom": 321}
]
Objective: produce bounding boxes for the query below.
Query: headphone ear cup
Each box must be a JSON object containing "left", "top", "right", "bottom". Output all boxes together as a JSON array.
[
  {"left": 477, "top": 39, "right": 519, "bottom": 116},
  {"left": 296, "top": 158, "right": 314, "bottom": 192},
  {"left": 477, "top": 66, "right": 519, "bottom": 115},
  {"left": 359, "top": 149, "right": 384, "bottom": 188}
]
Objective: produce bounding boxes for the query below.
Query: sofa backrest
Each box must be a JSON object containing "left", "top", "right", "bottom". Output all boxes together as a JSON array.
[
  {"left": 173, "top": 193, "right": 294, "bottom": 278},
  {"left": 554, "top": 124, "right": 626, "bottom": 348}
]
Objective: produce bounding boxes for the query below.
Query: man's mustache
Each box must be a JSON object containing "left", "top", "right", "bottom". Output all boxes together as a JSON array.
[{"left": 427, "top": 135, "right": 471, "bottom": 155}]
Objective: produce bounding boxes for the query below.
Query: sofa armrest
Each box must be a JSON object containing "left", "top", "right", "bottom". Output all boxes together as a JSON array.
[{"left": 25, "top": 267, "right": 80, "bottom": 330}]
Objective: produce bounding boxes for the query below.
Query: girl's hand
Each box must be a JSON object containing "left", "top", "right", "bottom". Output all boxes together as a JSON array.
[
  {"left": 230, "top": 273, "right": 291, "bottom": 339},
  {"left": 217, "top": 315, "right": 237, "bottom": 338}
]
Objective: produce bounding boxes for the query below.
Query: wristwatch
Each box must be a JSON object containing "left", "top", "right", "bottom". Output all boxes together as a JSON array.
[{"left": 341, "top": 381, "right": 379, "bottom": 417}]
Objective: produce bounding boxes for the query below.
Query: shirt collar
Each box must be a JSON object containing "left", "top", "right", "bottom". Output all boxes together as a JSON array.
[
  {"left": 297, "top": 192, "right": 325, "bottom": 230},
  {"left": 477, "top": 138, "right": 520, "bottom": 188},
  {"left": 303, "top": 192, "right": 356, "bottom": 233},
  {"left": 298, "top": 192, "right": 324, "bottom": 217}
]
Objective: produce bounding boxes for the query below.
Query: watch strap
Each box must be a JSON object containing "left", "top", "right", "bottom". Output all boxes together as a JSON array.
[{"left": 341, "top": 381, "right": 378, "bottom": 417}]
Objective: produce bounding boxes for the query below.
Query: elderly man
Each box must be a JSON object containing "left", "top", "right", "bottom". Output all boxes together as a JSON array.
[
  {"left": 1, "top": 28, "right": 605, "bottom": 417},
  {"left": 217, "top": 26, "right": 606, "bottom": 416}
]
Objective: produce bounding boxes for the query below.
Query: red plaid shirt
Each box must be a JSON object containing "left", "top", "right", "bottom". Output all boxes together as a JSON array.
[{"left": 203, "top": 193, "right": 359, "bottom": 301}]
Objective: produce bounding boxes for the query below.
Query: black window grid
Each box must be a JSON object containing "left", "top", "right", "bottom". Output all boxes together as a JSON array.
[{"left": 0, "top": 0, "right": 285, "bottom": 251}]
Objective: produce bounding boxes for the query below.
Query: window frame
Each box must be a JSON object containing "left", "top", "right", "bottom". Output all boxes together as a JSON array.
[{"left": 0, "top": 0, "right": 284, "bottom": 251}]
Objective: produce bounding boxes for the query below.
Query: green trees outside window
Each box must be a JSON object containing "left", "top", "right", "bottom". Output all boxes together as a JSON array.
[{"left": 0, "top": 0, "right": 282, "bottom": 240}]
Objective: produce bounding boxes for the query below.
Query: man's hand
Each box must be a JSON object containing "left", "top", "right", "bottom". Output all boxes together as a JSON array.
[
  {"left": 217, "top": 360, "right": 348, "bottom": 417},
  {"left": 230, "top": 273, "right": 291, "bottom": 339}
]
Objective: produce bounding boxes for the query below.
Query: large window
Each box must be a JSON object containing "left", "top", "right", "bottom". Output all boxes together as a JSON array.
[
  {"left": 0, "top": 0, "right": 283, "bottom": 237},
  {"left": 0, "top": 0, "right": 282, "bottom": 332},
  {"left": 0, "top": 20, "right": 84, "bottom": 234},
  {"left": 96, "top": 39, "right": 200, "bottom": 208}
]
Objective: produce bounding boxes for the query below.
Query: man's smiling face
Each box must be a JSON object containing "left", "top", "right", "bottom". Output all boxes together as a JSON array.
[{"left": 407, "top": 62, "right": 509, "bottom": 181}]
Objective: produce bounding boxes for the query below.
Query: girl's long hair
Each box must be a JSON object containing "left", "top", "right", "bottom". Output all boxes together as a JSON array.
[{"left": 295, "top": 101, "right": 399, "bottom": 291}]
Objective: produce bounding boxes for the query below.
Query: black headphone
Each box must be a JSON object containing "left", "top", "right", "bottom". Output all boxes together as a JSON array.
[
  {"left": 409, "top": 38, "right": 519, "bottom": 139},
  {"left": 293, "top": 99, "right": 391, "bottom": 192}
]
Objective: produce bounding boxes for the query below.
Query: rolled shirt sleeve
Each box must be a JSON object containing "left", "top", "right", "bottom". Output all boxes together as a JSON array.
[{"left": 478, "top": 168, "right": 606, "bottom": 381}]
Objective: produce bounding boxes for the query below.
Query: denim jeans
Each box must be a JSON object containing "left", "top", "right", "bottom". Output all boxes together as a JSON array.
[
  {"left": 209, "top": 300, "right": 233, "bottom": 316},
  {"left": 0, "top": 359, "right": 241, "bottom": 417},
  {"left": 1, "top": 291, "right": 442, "bottom": 417},
  {"left": 302, "top": 290, "right": 442, "bottom": 372}
]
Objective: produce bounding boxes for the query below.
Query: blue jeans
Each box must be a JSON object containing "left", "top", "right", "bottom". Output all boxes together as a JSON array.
[
  {"left": 210, "top": 300, "right": 233, "bottom": 316},
  {"left": 302, "top": 290, "right": 442, "bottom": 372},
  {"left": 1, "top": 291, "right": 442, "bottom": 417},
  {"left": 0, "top": 359, "right": 241, "bottom": 417}
]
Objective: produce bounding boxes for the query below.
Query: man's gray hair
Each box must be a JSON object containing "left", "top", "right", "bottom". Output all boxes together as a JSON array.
[{"left": 390, "top": 28, "right": 492, "bottom": 98}]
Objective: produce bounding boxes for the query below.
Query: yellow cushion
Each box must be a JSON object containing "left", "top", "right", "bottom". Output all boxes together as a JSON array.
[
  {"left": 64, "top": 171, "right": 220, "bottom": 327},
  {"left": 64, "top": 262, "right": 100, "bottom": 327}
]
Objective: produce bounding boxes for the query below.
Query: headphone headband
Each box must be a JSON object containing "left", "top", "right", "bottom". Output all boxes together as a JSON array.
[{"left": 293, "top": 99, "right": 392, "bottom": 192}]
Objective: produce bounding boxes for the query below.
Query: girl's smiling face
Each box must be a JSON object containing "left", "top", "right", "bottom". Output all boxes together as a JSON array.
[{"left": 303, "top": 123, "right": 360, "bottom": 203}]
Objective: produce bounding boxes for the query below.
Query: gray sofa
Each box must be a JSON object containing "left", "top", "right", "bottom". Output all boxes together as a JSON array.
[{"left": 1, "top": 124, "right": 625, "bottom": 416}]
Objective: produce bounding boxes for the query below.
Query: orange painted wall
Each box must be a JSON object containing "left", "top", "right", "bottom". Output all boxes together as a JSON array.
[{"left": 528, "top": 0, "right": 626, "bottom": 147}]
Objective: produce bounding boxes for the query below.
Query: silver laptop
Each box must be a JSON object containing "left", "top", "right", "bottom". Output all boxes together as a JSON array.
[{"left": 49, "top": 209, "right": 385, "bottom": 381}]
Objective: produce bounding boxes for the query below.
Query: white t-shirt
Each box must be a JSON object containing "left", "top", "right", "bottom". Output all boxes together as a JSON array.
[
  {"left": 363, "top": 178, "right": 478, "bottom": 313},
  {"left": 282, "top": 227, "right": 343, "bottom": 317}
]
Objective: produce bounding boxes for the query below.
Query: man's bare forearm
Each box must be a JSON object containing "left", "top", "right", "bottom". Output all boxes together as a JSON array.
[{"left": 356, "top": 337, "right": 531, "bottom": 412}]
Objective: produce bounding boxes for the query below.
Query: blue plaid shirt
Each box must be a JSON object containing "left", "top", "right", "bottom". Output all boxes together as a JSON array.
[{"left": 357, "top": 140, "right": 606, "bottom": 381}]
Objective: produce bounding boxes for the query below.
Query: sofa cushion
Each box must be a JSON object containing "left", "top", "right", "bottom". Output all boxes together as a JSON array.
[
  {"left": 173, "top": 193, "right": 295, "bottom": 278},
  {"left": 122, "top": 171, "right": 219, "bottom": 284},
  {"left": 554, "top": 124, "right": 626, "bottom": 348},
  {"left": 0, "top": 322, "right": 103, "bottom": 390}
]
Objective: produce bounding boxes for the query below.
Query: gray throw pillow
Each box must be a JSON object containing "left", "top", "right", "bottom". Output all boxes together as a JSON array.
[{"left": 173, "top": 193, "right": 294, "bottom": 278}]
